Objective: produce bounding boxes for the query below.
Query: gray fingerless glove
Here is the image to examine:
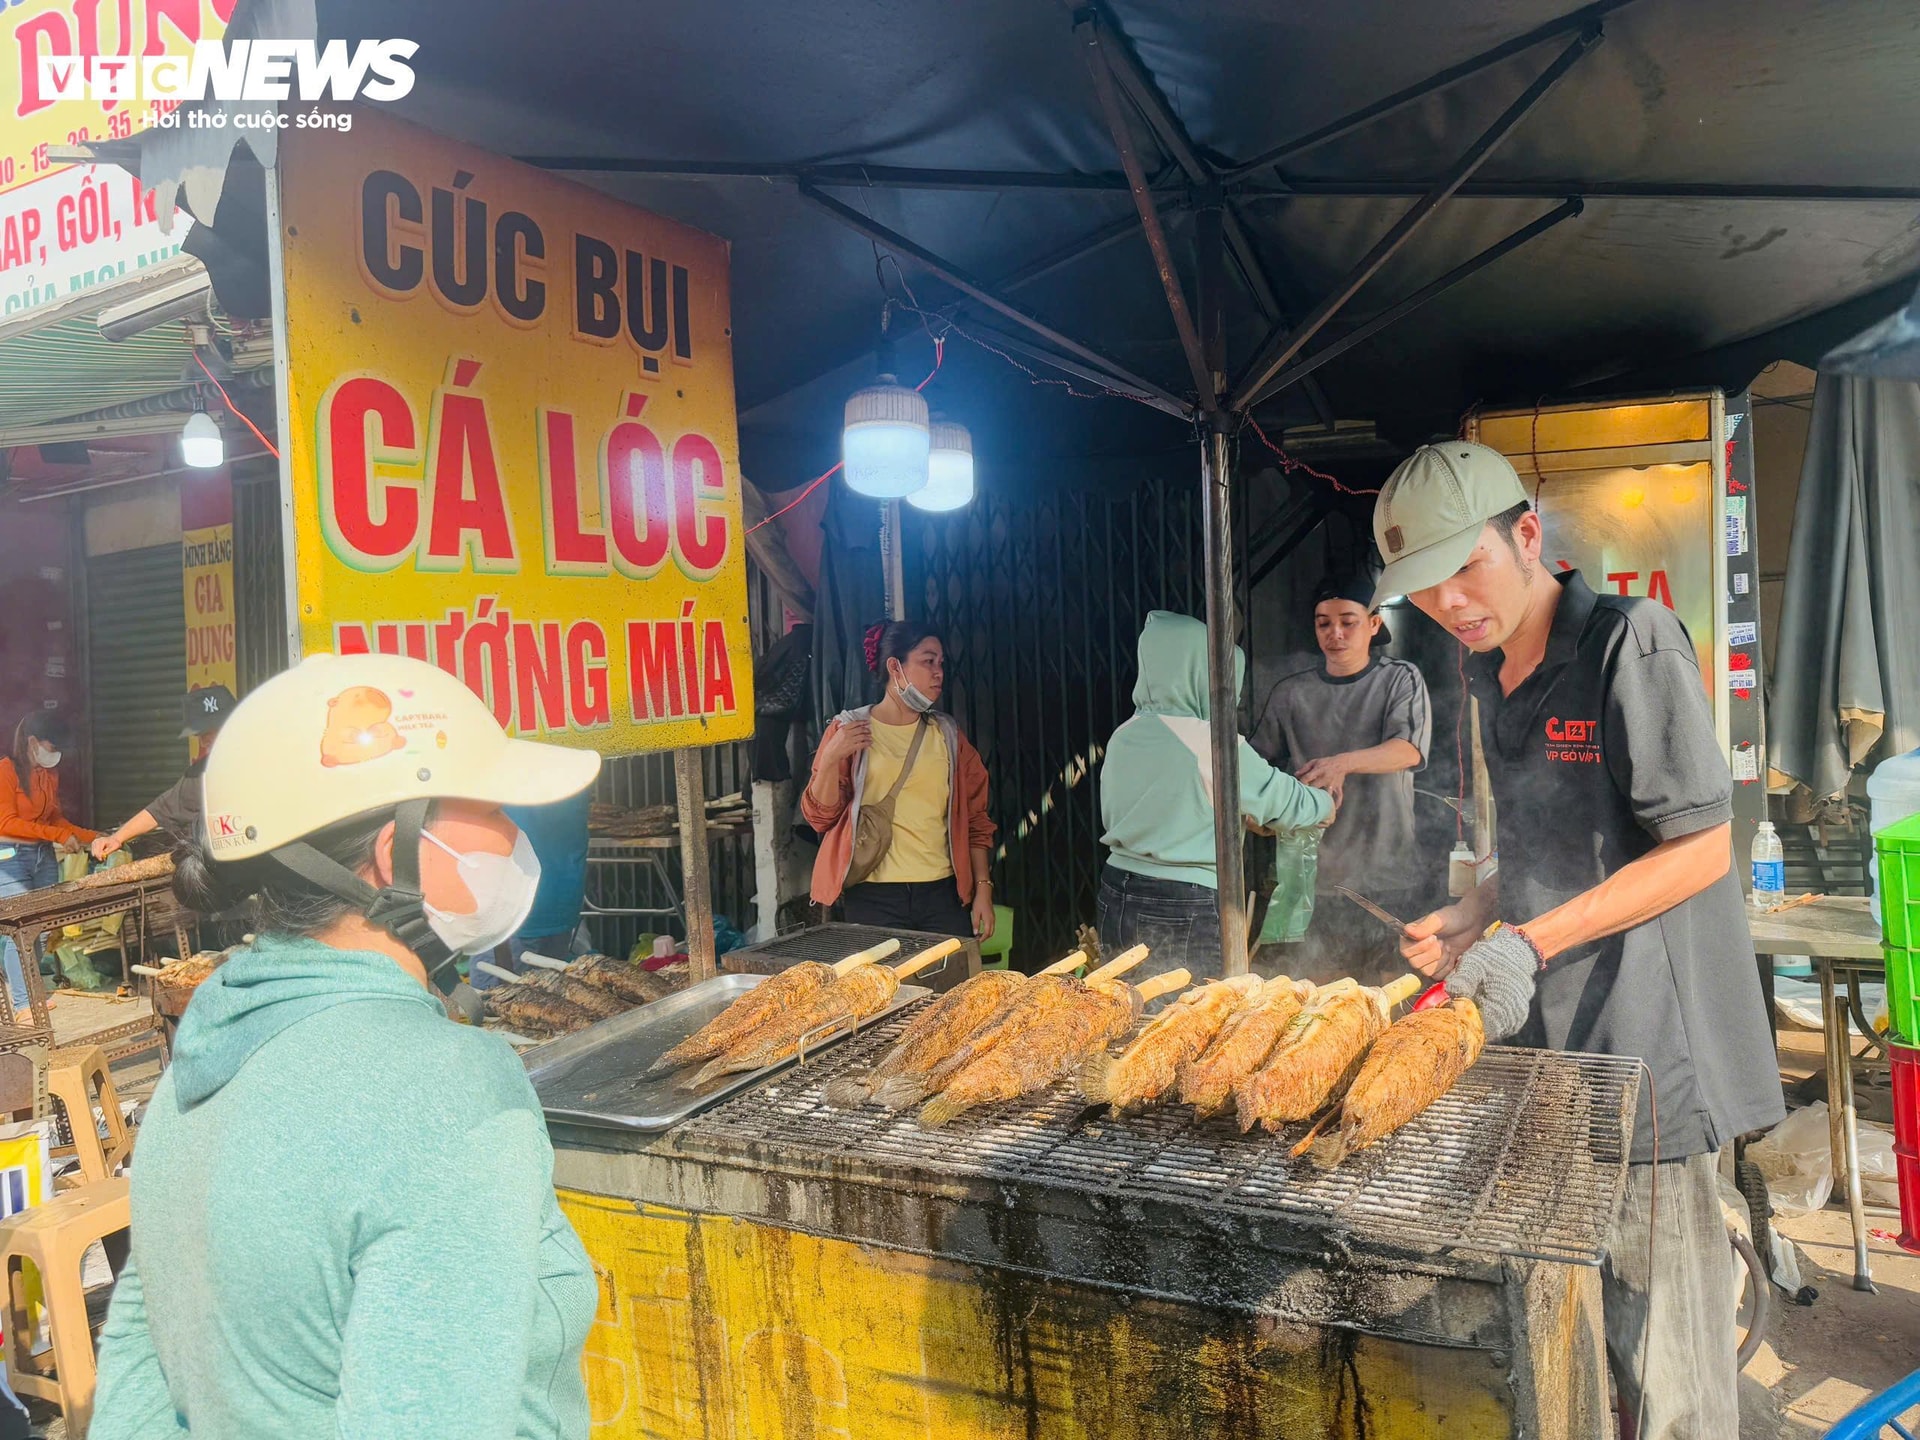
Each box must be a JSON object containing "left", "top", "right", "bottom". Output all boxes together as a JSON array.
[{"left": 1446, "top": 927, "right": 1539, "bottom": 1040}]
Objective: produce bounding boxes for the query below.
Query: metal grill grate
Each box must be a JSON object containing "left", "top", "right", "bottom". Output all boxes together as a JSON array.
[{"left": 681, "top": 1006, "right": 1641, "bottom": 1266}]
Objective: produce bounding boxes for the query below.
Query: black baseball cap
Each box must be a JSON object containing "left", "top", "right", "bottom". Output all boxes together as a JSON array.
[
  {"left": 181, "top": 684, "right": 236, "bottom": 736},
  {"left": 1313, "top": 574, "right": 1391, "bottom": 646}
]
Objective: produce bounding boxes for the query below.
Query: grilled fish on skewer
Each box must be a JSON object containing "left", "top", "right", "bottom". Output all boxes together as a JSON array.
[
  {"left": 1233, "top": 975, "right": 1422, "bottom": 1134},
  {"left": 1077, "top": 975, "right": 1261, "bottom": 1114},
  {"left": 919, "top": 967, "right": 1189, "bottom": 1128},
  {"left": 1312, "top": 998, "right": 1486, "bottom": 1165},
  {"left": 483, "top": 983, "right": 596, "bottom": 1037},
  {"left": 647, "top": 939, "right": 898, "bottom": 1076},
  {"left": 1177, "top": 976, "right": 1312, "bottom": 1117},
  {"left": 826, "top": 951, "right": 1090, "bottom": 1109},
  {"left": 527, "top": 969, "right": 628, "bottom": 1022},
  {"left": 566, "top": 953, "right": 676, "bottom": 1007},
  {"left": 891, "top": 947, "right": 1150, "bottom": 1110},
  {"left": 687, "top": 940, "right": 959, "bottom": 1087}
]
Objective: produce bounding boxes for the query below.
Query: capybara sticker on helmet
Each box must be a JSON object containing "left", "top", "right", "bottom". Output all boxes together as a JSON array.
[{"left": 319, "top": 686, "right": 408, "bottom": 768}]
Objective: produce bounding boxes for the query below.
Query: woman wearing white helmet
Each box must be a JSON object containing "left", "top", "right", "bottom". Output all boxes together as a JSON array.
[{"left": 92, "top": 654, "right": 601, "bottom": 1440}]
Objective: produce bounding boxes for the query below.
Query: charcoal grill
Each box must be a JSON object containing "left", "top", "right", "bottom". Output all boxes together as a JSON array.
[
  {"left": 553, "top": 995, "right": 1640, "bottom": 1438},
  {"left": 679, "top": 1012, "right": 1636, "bottom": 1266}
]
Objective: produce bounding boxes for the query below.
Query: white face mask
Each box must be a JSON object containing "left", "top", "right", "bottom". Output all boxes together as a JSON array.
[
  {"left": 895, "top": 681, "right": 936, "bottom": 714},
  {"left": 29, "top": 742, "right": 60, "bottom": 769},
  {"left": 419, "top": 827, "right": 541, "bottom": 957}
]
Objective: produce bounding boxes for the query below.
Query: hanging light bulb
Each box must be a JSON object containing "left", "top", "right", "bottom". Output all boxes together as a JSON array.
[
  {"left": 908, "top": 421, "right": 974, "bottom": 512},
  {"left": 842, "top": 372, "right": 930, "bottom": 499},
  {"left": 180, "top": 405, "right": 224, "bottom": 468}
]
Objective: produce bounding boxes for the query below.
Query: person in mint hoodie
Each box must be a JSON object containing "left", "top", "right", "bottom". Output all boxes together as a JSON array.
[
  {"left": 92, "top": 652, "right": 602, "bottom": 1440},
  {"left": 1099, "top": 611, "right": 1334, "bottom": 981}
]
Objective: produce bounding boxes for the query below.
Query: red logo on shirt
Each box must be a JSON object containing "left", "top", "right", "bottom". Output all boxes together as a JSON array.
[{"left": 1545, "top": 716, "right": 1602, "bottom": 764}]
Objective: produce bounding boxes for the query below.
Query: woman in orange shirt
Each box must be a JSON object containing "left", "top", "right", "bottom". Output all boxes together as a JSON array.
[{"left": 0, "top": 712, "right": 95, "bottom": 1011}]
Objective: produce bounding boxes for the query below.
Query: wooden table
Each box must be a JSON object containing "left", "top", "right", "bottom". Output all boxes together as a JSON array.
[
  {"left": 0, "top": 861, "right": 187, "bottom": 1061},
  {"left": 1748, "top": 894, "right": 1886, "bottom": 1291}
]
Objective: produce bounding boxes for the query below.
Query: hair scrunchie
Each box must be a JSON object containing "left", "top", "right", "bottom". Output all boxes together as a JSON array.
[{"left": 862, "top": 622, "right": 886, "bottom": 674}]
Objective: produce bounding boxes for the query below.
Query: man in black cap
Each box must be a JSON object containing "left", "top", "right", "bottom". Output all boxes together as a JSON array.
[
  {"left": 1251, "top": 573, "right": 1432, "bottom": 983},
  {"left": 91, "top": 684, "right": 235, "bottom": 859}
]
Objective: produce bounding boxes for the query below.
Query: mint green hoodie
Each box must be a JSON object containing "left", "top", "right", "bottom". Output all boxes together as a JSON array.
[
  {"left": 92, "top": 934, "right": 594, "bottom": 1440},
  {"left": 1101, "top": 611, "right": 1332, "bottom": 888}
]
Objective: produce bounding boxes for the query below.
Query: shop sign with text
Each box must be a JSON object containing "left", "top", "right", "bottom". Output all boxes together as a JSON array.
[
  {"left": 182, "top": 522, "right": 235, "bottom": 695},
  {"left": 0, "top": 164, "right": 188, "bottom": 316},
  {"left": 279, "top": 109, "right": 753, "bottom": 755},
  {"left": 4, "top": 0, "right": 233, "bottom": 199}
]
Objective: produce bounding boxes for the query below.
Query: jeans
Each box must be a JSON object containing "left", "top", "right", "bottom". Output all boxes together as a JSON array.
[
  {"left": 840, "top": 879, "right": 972, "bottom": 938},
  {"left": 1603, "top": 1150, "right": 1740, "bottom": 1440},
  {"left": 0, "top": 843, "right": 59, "bottom": 1010},
  {"left": 1095, "top": 864, "right": 1222, "bottom": 983}
]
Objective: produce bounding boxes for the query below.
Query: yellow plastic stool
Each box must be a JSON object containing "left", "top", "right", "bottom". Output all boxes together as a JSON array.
[
  {"left": 0, "top": 1176, "right": 130, "bottom": 1438},
  {"left": 47, "top": 1048, "right": 133, "bottom": 1185}
]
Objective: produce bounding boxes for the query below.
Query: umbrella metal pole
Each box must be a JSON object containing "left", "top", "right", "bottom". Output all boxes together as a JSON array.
[
  {"left": 1203, "top": 419, "right": 1248, "bottom": 975},
  {"left": 882, "top": 500, "right": 907, "bottom": 621}
]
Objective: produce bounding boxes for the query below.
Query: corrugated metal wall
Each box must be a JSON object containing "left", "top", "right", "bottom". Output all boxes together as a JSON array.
[
  {"left": 86, "top": 543, "right": 187, "bottom": 829},
  {"left": 912, "top": 476, "right": 1208, "bottom": 964},
  {"left": 233, "top": 469, "right": 289, "bottom": 695}
]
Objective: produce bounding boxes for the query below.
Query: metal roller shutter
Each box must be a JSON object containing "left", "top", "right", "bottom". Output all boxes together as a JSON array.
[
  {"left": 233, "top": 473, "right": 288, "bottom": 695},
  {"left": 87, "top": 544, "right": 187, "bottom": 830}
]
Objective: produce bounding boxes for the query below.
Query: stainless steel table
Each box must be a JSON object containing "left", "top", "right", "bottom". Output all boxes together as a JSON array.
[{"left": 1748, "top": 895, "right": 1886, "bottom": 1291}]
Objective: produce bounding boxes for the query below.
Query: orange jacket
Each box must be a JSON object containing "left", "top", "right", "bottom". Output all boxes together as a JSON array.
[
  {"left": 801, "top": 709, "right": 995, "bottom": 907},
  {"left": 0, "top": 758, "right": 95, "bottom": 846}
]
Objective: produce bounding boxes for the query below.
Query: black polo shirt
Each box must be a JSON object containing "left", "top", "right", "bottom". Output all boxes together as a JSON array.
[{"left": 1466, "top": 571, "right": 1783, "bottom": 1162}]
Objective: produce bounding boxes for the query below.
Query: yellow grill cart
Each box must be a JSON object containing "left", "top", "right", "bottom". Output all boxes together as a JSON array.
[{"left": 546, "top": 1005, "right": 1637, "bottom": 1439}]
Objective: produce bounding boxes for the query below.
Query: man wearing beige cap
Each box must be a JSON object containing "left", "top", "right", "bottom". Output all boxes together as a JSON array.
[{"left": 1375, "top": 441, "right": 1781, "bottom": 1440}]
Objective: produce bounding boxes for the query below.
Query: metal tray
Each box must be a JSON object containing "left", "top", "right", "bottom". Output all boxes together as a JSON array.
[{"left": 525, "top": 972, "right": 932, "bottom": 1133}]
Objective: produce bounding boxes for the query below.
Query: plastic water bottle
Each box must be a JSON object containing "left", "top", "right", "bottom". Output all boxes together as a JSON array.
[
  {"left": 1750, "top": 821, "right": 1785, "bottom": 909},
  {"left": 1869, "top": 746, "right": 1920, "bottom": 924}
]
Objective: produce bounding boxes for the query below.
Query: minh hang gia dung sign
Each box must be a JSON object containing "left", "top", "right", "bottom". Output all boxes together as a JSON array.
[
  {"left": 182, "top": 524, "right": 236, "bottom": 696},
  {"left": 278, "top": 109, "right": 754, "bottom": 756}
]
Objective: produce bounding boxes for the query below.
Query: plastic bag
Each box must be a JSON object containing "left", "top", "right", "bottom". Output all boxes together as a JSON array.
[
  {"left": 1747, "top": 1102, "right": 1901, "bottom": 1217},
  {"left": 1855, "top": 1117, "right": 1901, "bottom": 1209},
  {"left": 1747, "top": 1103, "right": 1834, "bottom": 1216},
  {"left": 1259, "top": 829, "right": 1318, "bottom": 944},
  {"left": 1770, "top": 975, "right": 1889, "bottom": 1033}
]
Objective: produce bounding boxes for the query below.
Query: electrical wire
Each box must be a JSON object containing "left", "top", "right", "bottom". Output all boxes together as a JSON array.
[
  {"left": 1527, "top": 395, "right": 1547, "bottom": 505},
  {"left": 193, "top": 350, "right": 280, "bottom": 460},
  {"left": 884, "top": 292, "right": 1143, "bottom": 404},
  {"left": 1243, "top": 415, "right": 1378, "bottom": 496},
  {"left": 945, "top": 321, "right": 1144, "bottom": 403}
]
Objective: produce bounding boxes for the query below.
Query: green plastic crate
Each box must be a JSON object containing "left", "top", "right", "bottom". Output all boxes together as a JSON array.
[
  {"left": 1888, "top": 945, "right": 1920, "bottom": 1047},
  {"left": 1877, "top": 811, "right": 1920, "bottom": 952}
]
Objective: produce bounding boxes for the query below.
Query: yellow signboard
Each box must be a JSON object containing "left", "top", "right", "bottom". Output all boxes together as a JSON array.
[
  {"left": 278, "top": 110, "right": 753, "bottom": 754},
  {"left": 182, "top": 522, "right": 236, "bottom": 695},
  {"left": 2, "top": 0, "right": 231, "bottom": 199}
]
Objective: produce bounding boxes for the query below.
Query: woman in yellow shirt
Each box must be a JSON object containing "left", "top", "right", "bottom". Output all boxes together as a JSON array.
[{"left": 802, "top": 623, "right": 996, "bottom": 941}]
